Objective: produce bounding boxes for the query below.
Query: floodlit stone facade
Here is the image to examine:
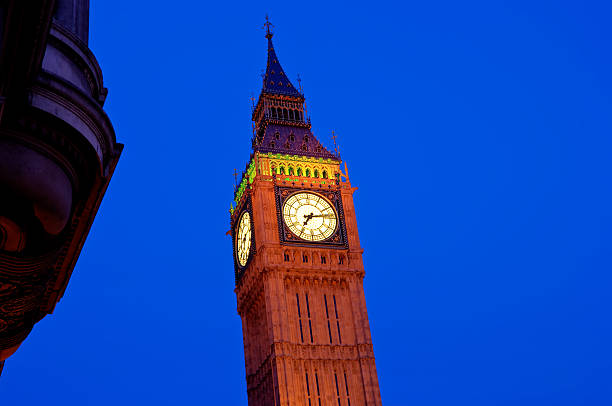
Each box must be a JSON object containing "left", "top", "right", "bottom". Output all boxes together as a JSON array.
[{"left": 230, "top": 21, "right": 382, "bottom": 406}]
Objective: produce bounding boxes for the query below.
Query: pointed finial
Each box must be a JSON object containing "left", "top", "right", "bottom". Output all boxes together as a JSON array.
[
  {"left": 264, "top": 15, "right": 274, "bottom": 39},
  {"left": 341, "top": 161, "right": 349, "bottom": 182},
  {"left": 297, "top": 74, "right": 303, "bottom": 93},
  {"left": 332, "top": 130, "right": 340, "bottom": 156},
  {"left": 233, "top": 168, "right": 239, "bottom": 188}
]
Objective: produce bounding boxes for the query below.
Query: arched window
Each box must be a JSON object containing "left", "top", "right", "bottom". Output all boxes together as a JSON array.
[
  {"left": 289, "top": 134, "right": 295, "bottom": 142},
  {"left": 305, "top": 169, "right": 311, "bottom": 177},
  {"left": 283, "top": 109, "right": 289, "bottom": 120},
  {"left": 304, "top": 135, "right": 309, "bottom": 142},
  {"left": 322, "top": 170, "right": 328, "bottom": 179},
  {"left": 288, "top": 166, "right": 294, "bottom": 175},
  {"left": 289, "top": 110, "right": 294, "bottom": 120},
  {"left": 314, "top": 169, "right": 319, "bottom": 178},
  {"left": 275, "top": 131, "right": 280, "bottom": 140},
  {"left": 297, "top": 167, "right": 303, "bottom": 176},
  {"left": 271, "top": 165, "right": 277, "bottom": 175}
]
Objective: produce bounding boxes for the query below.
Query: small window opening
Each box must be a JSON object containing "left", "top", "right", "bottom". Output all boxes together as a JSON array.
[
  {"left": 322, "top": 170, "right": 328, "bottom": 179},
  {"left": 289, "top": 167, "right": 294, "bottom": 175},
  {"left": 314, "top": 169, "right": 319, "bottom": 178},
  {"left": 305, "top": 293, "right": 314, "bottom": 342},
  {"left": 306, "top": 372, "right": 312, "bottom": 406},
  {"left": 324, "top": 294, "right": 333, "bottom": 344},
  {"left": 275, "top": 131, "right": 280, "bottom": 140},
  {"left": 305, "top": 169, "right": 311, "bottom": 177},
  {"left": 335, "top": 373, "right": 342, "bottom": 406},
  {"left": 297, "top": 294, "right": 304, "bottom": 342},
  {"left": 339, "top": 255, "right": 344, "bottom": 265},
  {"left": 334, "top": 295, "right": 342, "bottom": 344},
  {"left": 297, "top": 167, "right": 303, "bottom": 176},
  {"left": 321, "top": 255, "right": 326, "bottom": 264},
  {"left": 315, "top": 372, "right": 322, "bottom": 406},
  {"left": 344, "top": 371, "right": 351, "bottom": 406},
  {"left": 284, "top": 252, "right": 290, "bottom": 262}
]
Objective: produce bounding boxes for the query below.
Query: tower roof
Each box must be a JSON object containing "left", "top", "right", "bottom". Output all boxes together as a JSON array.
[
  {"left": 251, "top": 18, "right": 339, "bottom": 161},
  {"left": 262, "top": 36, "right": 301, "bottom": 97},
  {"left": 255, "top": 124, "right": 338, "bottom": 160}
]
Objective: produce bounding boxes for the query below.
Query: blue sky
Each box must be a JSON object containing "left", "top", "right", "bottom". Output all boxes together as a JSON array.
[{"left": 1, "top": 1, "right": 611, "bottom": 405}]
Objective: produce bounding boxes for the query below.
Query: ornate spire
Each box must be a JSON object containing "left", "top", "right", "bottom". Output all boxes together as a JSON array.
[
  {"left": 262, "top": 17, "right": 301, "bottom": 97},
  {"left": 251, "top": 18, "right": 338, "bottom": 161},
  {"left": 264, "top": 14, "right": 274, "bottom": 39}
]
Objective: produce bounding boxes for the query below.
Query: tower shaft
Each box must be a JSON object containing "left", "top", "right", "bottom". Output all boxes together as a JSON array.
[{"left": 231, "top": 22, "right": 382, "bottom": 405}]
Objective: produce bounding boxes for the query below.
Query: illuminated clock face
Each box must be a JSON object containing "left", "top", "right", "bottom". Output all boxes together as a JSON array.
[
  {"left": 283, "top": 192, "right": 338, "bottom": 241},
  {"left": 236, "top": 211, "right": 252, "bottom": 267}
]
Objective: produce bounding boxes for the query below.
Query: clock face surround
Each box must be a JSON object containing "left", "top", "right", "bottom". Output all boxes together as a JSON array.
[
  {"left": 282, "top": 192, "right": 338, "bottom": 242},
  {"left": 235, "top": 211, "right": 252, "bottom": 267}
]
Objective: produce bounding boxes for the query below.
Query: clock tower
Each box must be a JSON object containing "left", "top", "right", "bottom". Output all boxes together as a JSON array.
[{"left": 230, "top": 21, "right": 383, "bottom": 406}]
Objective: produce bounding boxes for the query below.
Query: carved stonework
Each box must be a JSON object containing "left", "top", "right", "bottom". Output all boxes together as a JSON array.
[
  {"left": 0, "top": 1, "right": 122, "bottom": 366},
  {"left": 231, "top": 24, "right": 381, "bottom": 406}
]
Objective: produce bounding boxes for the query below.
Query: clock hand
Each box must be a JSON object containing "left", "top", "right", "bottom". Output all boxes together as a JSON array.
[{"left": 303, "top": 212, "right": 314, "bottom": 225}]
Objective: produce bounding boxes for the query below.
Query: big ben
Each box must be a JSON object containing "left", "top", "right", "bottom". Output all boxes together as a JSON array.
[{"left": 230, "top": 20, "right": 383, "bottom": 406}]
